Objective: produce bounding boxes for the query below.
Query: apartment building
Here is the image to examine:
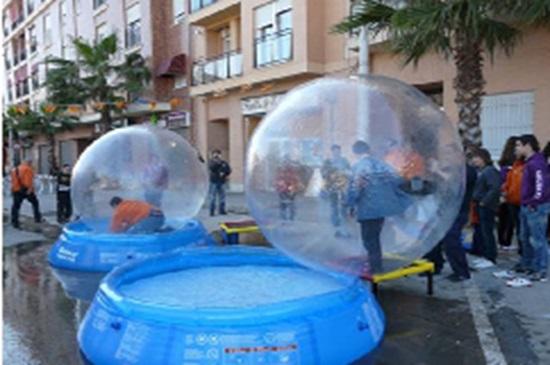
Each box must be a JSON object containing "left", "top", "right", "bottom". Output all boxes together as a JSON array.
[
  {"left": 188, "top": 0, "right": 550, "bottom": 191},
  {"left": 2, "top": 0, "right": 192, "bottom": 173}
]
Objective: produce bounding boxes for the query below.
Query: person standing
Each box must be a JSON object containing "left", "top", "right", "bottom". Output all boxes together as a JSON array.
[
  {"left": 497, "top": 136, "right": 520, "bottom": 250},
  {"left": 11, "top": 158, "right": 43, "bottom": 228},
  {"left": 321, "top": 145, "right": 351, "bottom": 237},
  {"left": 56, "top": 163, "right": 72, "bottom": 223},
  {"left": 471, "top": 148, "right": 501, "bottom": 267},
  {"left": 347, "top": 141, "right": 412, "bottom": 274},
  {"left": 501, "top": 145, "right": 525, "bottom": 255},
  {"left": 424, "top": 162, "right": 477, "bottom": 281},
  {"left": 142, "top": 154, "right": 169, "bottom": 208},
  {"left": 208, "top": 149, "right": 231, "bottom": 216},
  {"left": 515, "top": 135, "right": 550, "bottom": 281}
]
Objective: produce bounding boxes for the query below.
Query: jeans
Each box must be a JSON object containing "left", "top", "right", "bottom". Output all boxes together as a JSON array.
[
  {"left": 423, "top": 214, "right": 470, "bottom": 278},
  {"left": 126, "top": 213, "right": 165, "bottom": 234},
  {"left": 360, "top": 218, "right": 385, "bottom": 274},
  {"left": 520, "top": 203, "right": 550, "bottom": 273},
  {"left": 329, "top": 191, "right": 346, "bottom": 227},
  {"left": 498, "top": 203, "right": 520, "bottom": 247},
  {"left": 57, "top": 190, "right": 72, "bottom": 223},
  {"left": 279, "top": 192, "right": 296, "bottom": 221},
  {"left": 479, "top": 206, "right": 497, "bottom": 263},
  {"left": 209, "top": 182, "right": 226, "bottom": 215},
  {"left": 11, "top": 191, "right": 42, "bottom": 226}
]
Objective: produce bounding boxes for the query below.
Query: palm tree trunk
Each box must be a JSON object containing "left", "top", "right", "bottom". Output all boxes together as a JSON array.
[
  {"left": 453, "top": 34, "right": 486, "bottom": 148},
  {"left": 48, "top": 133, "right": 58, "bottom": 174},
  {"left": 100, "top": 107, "right": 113, "bottom": 135}
]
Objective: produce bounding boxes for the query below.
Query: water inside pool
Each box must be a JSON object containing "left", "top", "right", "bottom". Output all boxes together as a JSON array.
[{"left": 119, "top": 265, "right": 347, "bottom": 308}]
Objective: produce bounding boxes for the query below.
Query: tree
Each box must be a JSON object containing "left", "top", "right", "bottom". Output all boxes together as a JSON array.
[
  {"left": 44, "top": 33, "right": 151, "bottom": 133},
  {"left": 6, "top": 104, "right": 77, "bottom": 173},
  {"left": 334, "top": 0, "right": 550, "bottom": 147}
]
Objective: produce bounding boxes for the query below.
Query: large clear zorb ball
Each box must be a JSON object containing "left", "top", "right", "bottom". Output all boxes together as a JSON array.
[
  {"left": 245, "top": 76, "right": 465, "bottom": 276},
  {"left": 71, "top": 125, "right": 208, "bottom": 231}
]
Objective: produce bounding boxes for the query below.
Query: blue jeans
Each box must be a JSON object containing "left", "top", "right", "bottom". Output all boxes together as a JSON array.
[
  {"left": 520, "top": 203, "right": 550, "bottom": 273},
  {"left": 329, "top": 191, "right": 346, "bottom": 227},
  {"left": 360, "top": 218, "right": 385, "bottom": 274},
  {"left": 127, "top": 213, "right": 165, "bottom": 234},
  {"left": 209, "top": 183, "right": 226, "bottom": 214}
]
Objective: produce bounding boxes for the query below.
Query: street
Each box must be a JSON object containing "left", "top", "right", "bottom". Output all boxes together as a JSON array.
[{"left": 3, "top": 192, "right": 550, "bottom": 365}]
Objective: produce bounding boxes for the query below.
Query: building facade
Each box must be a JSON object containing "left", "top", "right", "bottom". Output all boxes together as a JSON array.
[
  {"left": 188, "top": 0, "right": 550, "bottom": 191},
  {"left": 2, "top": 0, "right": 192, "bottom": 173}
]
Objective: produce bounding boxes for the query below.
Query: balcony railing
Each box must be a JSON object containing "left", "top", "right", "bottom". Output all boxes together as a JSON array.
[
  {"left": 125, "top": 24, "right": 141, "bottom": 49},
  {"left": 193, "top": 50, "right": 242, "bottom": 86},
  {"left": 190, "top": 0, "right": 217, "bottom": 13},
  {"left": 255, "top": 29, "right": 293, "bottom": 68}
]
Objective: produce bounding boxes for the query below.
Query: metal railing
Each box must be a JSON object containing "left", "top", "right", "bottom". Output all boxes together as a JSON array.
[
  {"left": 190, "top": 0, "right": 217, "bottom": 13},
  {"left": 193, "top": 50, "right": 243, "bottom": 86},
  {"left": 254, "top": 29, "right": 293, "bottom": 68}
]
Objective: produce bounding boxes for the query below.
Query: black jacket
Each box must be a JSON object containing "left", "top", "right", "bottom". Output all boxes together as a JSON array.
[
  {"left": 208, "top": 159, "right": 231, "bottom": 184},
  {"left": 472, "top": 164, "right": 501, "bottom": 211}
]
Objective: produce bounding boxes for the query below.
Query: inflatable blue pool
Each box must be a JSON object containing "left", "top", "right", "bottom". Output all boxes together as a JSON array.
[
  {"left": 48, "top": 218, "right": 213, "bottom": 272},
  {"left": 79, "top": 246, "right": 385, "bottom": 365}
]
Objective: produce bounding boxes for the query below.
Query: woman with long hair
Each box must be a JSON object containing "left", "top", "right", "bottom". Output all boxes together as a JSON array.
[{"left": 497, "top": 136, "right": 520, "bottom": 250}]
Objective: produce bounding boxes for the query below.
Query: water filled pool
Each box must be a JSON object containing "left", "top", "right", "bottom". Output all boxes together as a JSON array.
[{"left": 79, "top": 247, "right": 385, "bottom": 365}]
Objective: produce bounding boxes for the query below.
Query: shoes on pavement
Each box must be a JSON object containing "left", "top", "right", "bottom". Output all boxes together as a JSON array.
[
  {"left": 506, "top": 277, "right": 533, "bottom": 288},
  {"left": 529, "top": 272, "right": 548, "bottom": 282}
]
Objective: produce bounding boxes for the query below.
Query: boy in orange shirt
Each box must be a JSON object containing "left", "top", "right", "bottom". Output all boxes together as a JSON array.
[{"left": 109, "top": 197, "right": 165, "bottom": 234}]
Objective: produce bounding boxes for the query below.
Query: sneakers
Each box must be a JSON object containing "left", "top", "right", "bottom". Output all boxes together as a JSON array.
[
  {"left": 529, "top": 272, "right": 548, "bottom": 282},
  {"left": 492, "top": 270, "right": 515, "bottom": 279},
  {"left": 506, "top": 277, "right": 533, "bottom": 288},
  {"left": 471, "top": 258, "right": 495, "bottom": 269}
]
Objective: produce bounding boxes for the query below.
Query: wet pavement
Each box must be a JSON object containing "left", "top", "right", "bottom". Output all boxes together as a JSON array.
[{"left": 3, "top": 220, "right": 550, "bottom": 364}]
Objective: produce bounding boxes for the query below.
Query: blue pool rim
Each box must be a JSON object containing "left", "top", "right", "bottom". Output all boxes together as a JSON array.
[
  {"left": 48, "top": 218, "right": 214, "bottom": 272},
  {"left": 79, "top": 246, "right": 386, "bottom": 365}
]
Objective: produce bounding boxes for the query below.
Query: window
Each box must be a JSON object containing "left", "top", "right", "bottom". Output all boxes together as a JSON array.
[
  {"left": 173, "top": 0, "right": 185, "bottom": 23},
  {"left": 220, "top": 27, "right": 231, "bottom": 53},
  {"left": 60, "top": 1, "right": 68, "bottom": 27},
  {"left": 4, "top": 49, "right": 10, "bottom": 70},
  {"left": 7, "top": 82, "right": 13, "bottom": 101},
  {"left": 254, "top": 0, "right": 292, "bottom": 68},
  {"left": 43, "top": 13, "right": 52, "bottom": 45},
  {"left": 28, "top": 25, "right": 37, "bottom": 54},
  {"left": 125, "top": 4, "right": 141, "bottom": 48},
  {"left": 93, "top": 0, "right": 106, "bottom": 10},
  {"left": 174, "top": 75, "right": 187, "bottom": 89},
  {"left": 75, "top": 0, "right": 81, "bottom": 15},
  {"left": 27, "top": 0, "right": 36, "bottom": 14},
  {"left": 18, "top": 33, "right": 26, "bottom": 61},
  {"left": 95, "top": 22, "right": 108, "bottom": 42},
  {"left": 31, "top": 66, "right": 40, "bottom": 90}
]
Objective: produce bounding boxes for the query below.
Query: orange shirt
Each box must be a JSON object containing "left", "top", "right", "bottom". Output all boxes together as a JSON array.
[
  {"left": 11, "top": 164, "right": 35, "bottom": 193},
  {"left": 110, "top": 200, "right": 152, "bottom": 233},
  {"left": 384, "top": 149, "right": 426, "bottom": 180},
  {"left": 502, "top": 160, "right": 524, "bottom": 205}
]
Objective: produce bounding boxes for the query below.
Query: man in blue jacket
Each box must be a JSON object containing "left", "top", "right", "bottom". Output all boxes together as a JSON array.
[
  {"left": 347, "top": 141, "right": 412, "bottom": 274},
  {"left": 515, "top": 135, "right": 550, "bottom": 281}
]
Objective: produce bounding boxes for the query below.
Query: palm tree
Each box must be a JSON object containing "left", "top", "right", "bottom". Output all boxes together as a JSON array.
[
  {"left": 7, "top": 104, "right": 77, "bottom": 173},
  {"left": 334, "top": 0, "right": 550, "bottom": 147},
  {"left": 44, "top": 33, "right": 151, "bottom": 133}
]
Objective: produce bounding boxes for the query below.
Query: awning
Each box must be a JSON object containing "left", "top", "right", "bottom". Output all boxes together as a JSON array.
[{"left": 156, "top": 54, "right": 186, "bottom": 77}]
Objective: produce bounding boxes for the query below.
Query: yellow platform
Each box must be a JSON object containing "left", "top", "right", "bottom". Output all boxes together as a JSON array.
[
  {"left": 219, "top": 220, "right": 260, "bottom": 244},
  {"left": 370, "top": 259, "right": 435, "bottom": 296}
]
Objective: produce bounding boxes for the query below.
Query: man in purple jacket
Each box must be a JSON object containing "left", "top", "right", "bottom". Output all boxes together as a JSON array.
[{"left": 515, "top": 135, "right": 550, "bottom": 282}]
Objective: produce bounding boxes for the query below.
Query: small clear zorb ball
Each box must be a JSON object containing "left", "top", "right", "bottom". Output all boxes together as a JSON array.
[
  {"left": 71, "top": 125, "right": 208, "bottom": 232},
  {"left": 245, "top": 76, "right": 465, "bottom": 276}
]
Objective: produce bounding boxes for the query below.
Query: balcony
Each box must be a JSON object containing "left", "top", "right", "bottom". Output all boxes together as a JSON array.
[
  {"left": 188, "top": 0, "right": 240, "bottom": 26},
  {"left": 193, "top": 50, "right": 242, "bottom": 86},
  {"left": 255, "top": 29, "right": 292, "bottom": 68}
]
